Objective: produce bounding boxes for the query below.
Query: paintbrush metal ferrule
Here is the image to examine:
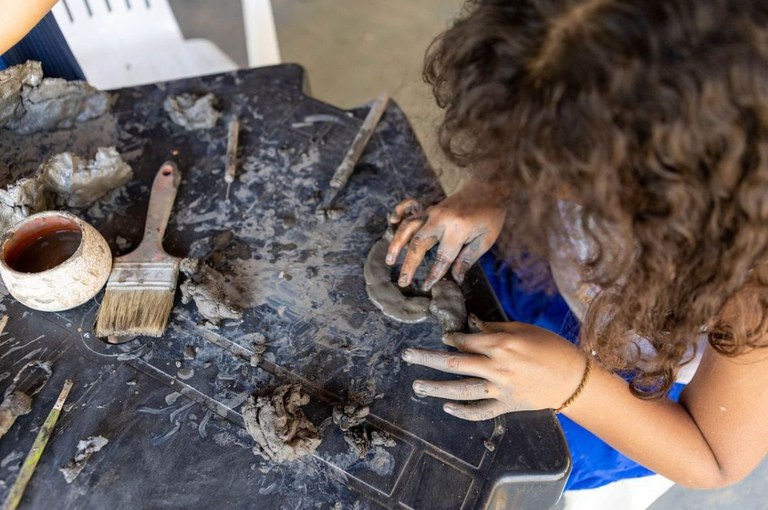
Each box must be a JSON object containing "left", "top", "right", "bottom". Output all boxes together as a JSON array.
[{"left": 105, "top": 261, "right": 180, "bottom": 291}]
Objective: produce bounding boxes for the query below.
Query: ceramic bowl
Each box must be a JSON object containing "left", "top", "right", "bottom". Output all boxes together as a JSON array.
[{"left": 0, "top": 211, "right": 112, "bottom": 311}]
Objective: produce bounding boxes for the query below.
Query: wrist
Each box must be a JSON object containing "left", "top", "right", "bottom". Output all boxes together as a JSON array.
[{"left": 555, "top": 356, "right": 593, "bottom": 413}]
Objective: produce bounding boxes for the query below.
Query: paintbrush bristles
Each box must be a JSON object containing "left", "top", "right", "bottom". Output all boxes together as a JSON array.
[{"left": 95, "top": 288, "right": 175, "bottom": 337}]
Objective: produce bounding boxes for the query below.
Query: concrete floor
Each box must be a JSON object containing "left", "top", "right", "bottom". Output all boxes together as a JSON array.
[{"left": 168, "top": 1, "right": 768, "bottom": 508}]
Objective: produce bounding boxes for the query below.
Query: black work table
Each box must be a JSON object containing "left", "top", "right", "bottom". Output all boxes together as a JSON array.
[{"left": 0, "top": 65, "right": 569, "bottom": 509}]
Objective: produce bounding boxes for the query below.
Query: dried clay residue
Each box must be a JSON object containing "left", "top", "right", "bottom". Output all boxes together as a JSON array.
[
  {"left": 163, "top": 93, "right": 220, "bottom": 130},
  {"left": 242, "top": 384, "right": 322, "bottom": 463},
  {"left": 344, "top": 429, "right": 396, "bottom": 460},
  {"left": 365, "top": 237, "right": 467, "bottom": 331},
  {"left": 0, "top": 146, "right": 132, "bottom": 234},
  {"left": 0, "top": 61, "right": 109, "bottom": 135},
  {"left": 59, "top": 435, "right": 109, "bottom": 484},
  {"left": 332, "top": 401, "right": 370, "bottom": 432},
  {"left": 180, "top": 258, "right": 243, "bottom": 328}
]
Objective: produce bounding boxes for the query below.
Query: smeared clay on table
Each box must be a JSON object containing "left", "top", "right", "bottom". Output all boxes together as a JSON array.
[
  {"left": 0, "top": 146, "right": 132, "bottom": 233},
  {"left": 365, "top": 237, "right": 467, "bottom": 331},
  {"left": 59, "top": 435, "right": 109, "bottom": 484},
  {"left": 242, "top": 384, "right": 322, "bottom": 463},
  {"left": 163, "top": 93, "right": 220, "bottom": 130},
  {"left": 0, "top": 61, "right": 109, "bottom": 135},
  {"left": 179, "top": 258, "right": 243, "bottom": 328}
]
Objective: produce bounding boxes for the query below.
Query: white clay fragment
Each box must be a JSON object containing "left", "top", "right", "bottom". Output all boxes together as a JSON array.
[{"left": 163, "top": 93, "right": 220, "bottom": 130}]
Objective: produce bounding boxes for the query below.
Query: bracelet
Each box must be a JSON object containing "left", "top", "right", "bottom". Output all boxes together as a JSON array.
[{"left": 555, "top": 357, "right": 593, "bottom": 414}]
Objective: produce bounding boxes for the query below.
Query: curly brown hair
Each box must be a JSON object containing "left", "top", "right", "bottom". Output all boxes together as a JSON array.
[{"left": 425, "top": 0, "right": 768, "bottom": 397}]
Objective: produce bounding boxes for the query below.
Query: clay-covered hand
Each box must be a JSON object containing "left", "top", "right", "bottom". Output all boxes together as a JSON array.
[
  {"left": 386, "top": 179, "right": 506, "bottom": 291},
  {"left": 401, "top": 316, "right": 588, "bottom": 421}
]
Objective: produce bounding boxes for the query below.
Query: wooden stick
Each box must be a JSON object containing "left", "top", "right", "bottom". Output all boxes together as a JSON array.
[
  {"left": 3, "top": 379, "right": 73, "bottom": 510},
  {"left": 224, "top": 116, "right": 240, "bottom": 201}
]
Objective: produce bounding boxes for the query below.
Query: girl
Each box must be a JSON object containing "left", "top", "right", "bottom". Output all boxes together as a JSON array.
[{"left": 387, "top": 0, "right": 768, "bottom": 506}]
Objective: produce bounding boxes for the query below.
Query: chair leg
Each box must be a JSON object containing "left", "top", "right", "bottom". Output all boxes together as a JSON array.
[{"left": 241, "top": 0, "right": 281, "bottom": 68}]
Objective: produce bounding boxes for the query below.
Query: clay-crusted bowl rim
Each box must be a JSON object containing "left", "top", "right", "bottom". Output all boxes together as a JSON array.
[{"left": 0, "top": 210, "right": 87, "bottom": 276}]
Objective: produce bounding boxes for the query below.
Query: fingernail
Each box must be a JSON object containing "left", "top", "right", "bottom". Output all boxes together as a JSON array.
[
  {"left": 402, "top": 349, "right": 413, "bottom": 361},
  {"left": 443, "top": 404, "right": 456, "bottom": 414},
  {"left": 398, "top": 275, "right": 409, "bottom": 287},
  {"left": 412, "top": 381, "right": 425, "bottom": 394},
  {"left": 385, "top": 253, "right": 395, "bottom": 264},
  {"left": 468, "top": 313, "right": 480, "bottom": 327}
]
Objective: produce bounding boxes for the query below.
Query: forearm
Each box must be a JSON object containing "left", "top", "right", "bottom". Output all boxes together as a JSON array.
[
  {"left": 0, "top": 0, "right": 58, "bottom": 54},
  {"left": 563, "top": 362, "right": 731, "bottom": 488}
]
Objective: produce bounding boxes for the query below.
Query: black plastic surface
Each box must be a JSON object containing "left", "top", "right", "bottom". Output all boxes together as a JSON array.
[{"left": 0, "top": 65, "right": 569, "bottom": 509}]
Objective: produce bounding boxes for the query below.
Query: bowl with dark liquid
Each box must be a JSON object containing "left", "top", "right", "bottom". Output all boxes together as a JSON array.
[{"left": 0, "top": 211, "right": 112, "bottom": 311}]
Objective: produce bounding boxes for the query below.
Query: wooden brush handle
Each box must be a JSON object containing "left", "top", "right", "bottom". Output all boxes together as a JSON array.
[{"left": 132, "top": 162, "right": 181, "bottom": 261}]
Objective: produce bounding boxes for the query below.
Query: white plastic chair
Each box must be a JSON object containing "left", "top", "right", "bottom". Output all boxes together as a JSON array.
[
  {"left": 51, "top": 0, "right": 281, "bottom": 90},
  {"left": 242, "top": 0, "right": 281, "bottom": 69}
]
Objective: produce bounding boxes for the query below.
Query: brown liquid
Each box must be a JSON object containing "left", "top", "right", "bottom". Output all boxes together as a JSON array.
[{"left": 6, "top": 230, "right": 82, "bottom": 273}]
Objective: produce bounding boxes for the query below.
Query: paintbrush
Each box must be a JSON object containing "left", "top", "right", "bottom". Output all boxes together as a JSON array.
[{"left": 95, "top": 162, "right": 182, "bottom": 337}]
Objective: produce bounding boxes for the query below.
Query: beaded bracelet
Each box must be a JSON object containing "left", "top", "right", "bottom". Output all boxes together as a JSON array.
[{"left": 555, "top": 357, "right": 593, "bottom": 414}]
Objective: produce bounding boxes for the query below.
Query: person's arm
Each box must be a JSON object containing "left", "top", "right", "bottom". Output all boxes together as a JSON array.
[
  {"left": 0, "top": 0, "right": 59, "bottom": 54},
  {"left": 403, "top": 318, "right": 768, "bottom": 489},
  {"left": 565, "top": 343, "right": 768, "bottom": 488}
]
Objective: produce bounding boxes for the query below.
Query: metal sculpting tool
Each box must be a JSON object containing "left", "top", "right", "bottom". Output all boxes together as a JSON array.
[{"left": 320, "top": 92, "right": 389, "bottom": 211}]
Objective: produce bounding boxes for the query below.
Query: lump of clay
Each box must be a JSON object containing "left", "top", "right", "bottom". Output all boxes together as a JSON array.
[
  {"left": 180, "top": 258, "right": 243, "bottom": 328},
  {"left": 429, "top": 280, "right": 467, "bottom": 332},
  {"left": 0, "top": 177, "right": 48, "bottom": 234},
  {"left": 0, "top": 61, "right": 109, "bottom": 135},
  {"left": 0, "top": 146, "right": 132, "bottom": 234},
  {"left": 39, "top": 147, "right": 133, "bottom": 208},
  {"left": 332, "top": 402, "right": 370, "bottom": 432},
  {"left": 344, "top": 429, "right": 395, "bottom": 459},
  {"left": 364, "top": 239, "right": 431, "bottom": 323},
  {"left": 0, "top": 61, "right": 40, "bottom": 126},
  {"left": 242, "top": 384, "right": 322, "bottom": 463},
  {"left": 163, "top": 93, "right": 220, "bottom": 130}
]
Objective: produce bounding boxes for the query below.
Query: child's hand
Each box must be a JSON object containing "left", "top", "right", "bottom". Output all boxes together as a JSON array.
[
  {"left": 401, "top": 316, "right": 587, "bottom": 421},
  {"left": 386, "top": 180, "right": 506, "bottom": 291}
]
